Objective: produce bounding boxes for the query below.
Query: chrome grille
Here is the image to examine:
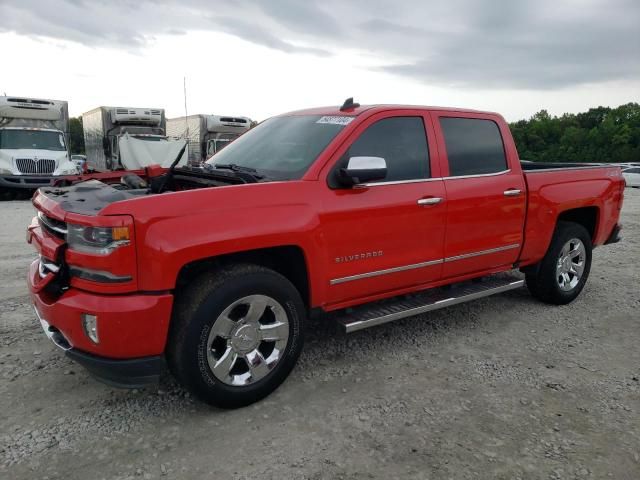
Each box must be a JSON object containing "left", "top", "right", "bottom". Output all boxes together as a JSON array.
[{"left": 15, "top": 158, "right": 56, "bottom": 175}]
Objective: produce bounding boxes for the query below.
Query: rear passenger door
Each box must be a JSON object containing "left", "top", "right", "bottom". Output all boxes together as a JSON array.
[{"left": 432, "top": 113, "right": 526, "bottom": 279}]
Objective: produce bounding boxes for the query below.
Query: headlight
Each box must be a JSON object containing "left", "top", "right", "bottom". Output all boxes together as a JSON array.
[
  {"left": 67, "top": 224, "right": 130, "bottom": 255},
  {"left": 59, "top": 167, "right": 79, "bottom": 175}
]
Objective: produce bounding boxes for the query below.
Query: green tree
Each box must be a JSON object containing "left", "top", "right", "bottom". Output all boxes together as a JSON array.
[
  {"left": 68, "top": 117, "right": 85, "bottom": 154},
  {"left": 510, "top": 103, "right": 640, "bottom": 164}
]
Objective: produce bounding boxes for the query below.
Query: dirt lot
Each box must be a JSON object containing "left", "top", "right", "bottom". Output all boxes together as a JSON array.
[{"left": 1, "top": 191, "right": 638, "bottom": 480}]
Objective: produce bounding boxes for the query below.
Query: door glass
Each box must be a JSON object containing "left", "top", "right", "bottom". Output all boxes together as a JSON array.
[
  {"left": 440, "top": 118, "right": 507, "bottom": 176},
  {"left": 343, "top": 117, "right": 430, "bottom": 181}
]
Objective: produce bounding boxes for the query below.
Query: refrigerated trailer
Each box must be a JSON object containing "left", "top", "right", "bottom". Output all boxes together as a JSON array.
[
  {"left": 166, "top": 114, "right": 251, "bottom": 164},
  {"left": 0, "top": 96, "right": 78, "bottom": 197},
  {"left": 83, "top": 106, "right": 187, "bottom": 172}
]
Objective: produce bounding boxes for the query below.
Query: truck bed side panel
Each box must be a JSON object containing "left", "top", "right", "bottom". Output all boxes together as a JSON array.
[{"left": 519, "top": 166, "right": 623, "bottom": 266}]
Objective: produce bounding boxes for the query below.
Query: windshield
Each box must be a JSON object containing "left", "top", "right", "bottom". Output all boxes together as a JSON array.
[
  {"left": 0, "top": 129, "right": 67, "bottom": 151},
  {"left": 206, "top": 115, "right": 351, "bottom": 180}
]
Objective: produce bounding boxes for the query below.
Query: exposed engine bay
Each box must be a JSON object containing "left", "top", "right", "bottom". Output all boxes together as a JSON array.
[{"left": 38, "top": 165, "right": 262, "bottom": 215}]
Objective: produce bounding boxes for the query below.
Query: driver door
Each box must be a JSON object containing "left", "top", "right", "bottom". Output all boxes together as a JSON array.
[{"left": 319, "top": 112, "right": 447, "bottom": 307}]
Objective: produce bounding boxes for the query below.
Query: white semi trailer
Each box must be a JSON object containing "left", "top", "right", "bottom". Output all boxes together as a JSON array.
[
  {"left": 166, "top": 114, "right": 251, "bottom": 165},
  {"left": 0, "top": 96, "right": 78, "bottom": 198},
  {"left": 82, "top": 106, "right": 187, "bottom": 172}
]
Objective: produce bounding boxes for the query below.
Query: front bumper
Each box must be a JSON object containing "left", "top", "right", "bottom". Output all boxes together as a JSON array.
[
  {"left": 0, "top": 174, "right": 58, "bottom": 190},
  {"left": 35, "top": 308, "right": 164, "bottom": 387},
  {"left": 66, "top": 349, "right": 164, "bottom": 388},
  {"left": 29, "top": 259, "right": 174, "bottom": 387}
]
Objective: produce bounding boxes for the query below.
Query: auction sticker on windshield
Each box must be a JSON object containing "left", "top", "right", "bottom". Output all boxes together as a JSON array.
[{"left": 316, "top": 116, "right": 354, "bottom": 125}]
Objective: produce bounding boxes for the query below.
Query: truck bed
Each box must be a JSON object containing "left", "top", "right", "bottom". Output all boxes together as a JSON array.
[
  {"left": 520, "top": 161, "right": 609, "bottom": 171},
  {"left": 518, "top": 162, "right": 624, "bottom": 267}
]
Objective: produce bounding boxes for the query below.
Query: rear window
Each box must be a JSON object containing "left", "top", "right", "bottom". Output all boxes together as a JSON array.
[{"left": 440, "top": 118, "right": 507, "bottom": 176}]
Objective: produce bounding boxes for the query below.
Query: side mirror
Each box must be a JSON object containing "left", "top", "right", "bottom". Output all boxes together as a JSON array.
[{"left": 339, "top": 156, "right": 387, "bottom": 186}]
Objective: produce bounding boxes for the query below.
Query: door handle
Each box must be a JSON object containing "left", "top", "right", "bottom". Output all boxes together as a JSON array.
[
  {"left": 418, "top": 197, "right": 443, "bottom": 206},
  {"left": 503, "top": 189, "right": 522, "bottom": 197}
]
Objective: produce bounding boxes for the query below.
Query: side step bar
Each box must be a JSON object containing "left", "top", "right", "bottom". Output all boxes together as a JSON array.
[{"left": 334, "top": 274, "right": 525, "bottom": 333}]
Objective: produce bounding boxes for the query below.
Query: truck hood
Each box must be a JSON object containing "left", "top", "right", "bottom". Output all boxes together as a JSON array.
[
  {"left": 35, "top": 170, "right": 276, "bottom": 216},
  {"left": 37, "top": 180, "right": 150, "bottom": 215}
]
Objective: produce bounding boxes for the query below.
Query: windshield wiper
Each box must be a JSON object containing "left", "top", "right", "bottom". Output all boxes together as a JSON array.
[
  {"left": 208, "top": 163, "right": 265, "bottom": 180},
  {"left": 151, "top": 140, "right": 188, "bottom": 193},
  {"left": 214, "top": 163, "right": 262, "bottom": 175}
]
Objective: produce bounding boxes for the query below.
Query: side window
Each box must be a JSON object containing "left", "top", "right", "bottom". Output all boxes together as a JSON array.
[
  {"left": 440, "top": 118, "right": 507, "bottom": 176},
  {"left": 344, "top": 117, "right": 430, "bottom": 181}
]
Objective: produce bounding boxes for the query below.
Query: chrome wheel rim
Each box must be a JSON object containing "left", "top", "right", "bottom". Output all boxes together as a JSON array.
[
  {"left": 206, "top": 294, "right": 290, "bottom": 386},
  {"left": 556, "top": 238, "right": 586, "bottom": 292}
]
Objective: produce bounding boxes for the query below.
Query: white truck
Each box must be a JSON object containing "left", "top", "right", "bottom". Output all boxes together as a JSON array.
[
  {"left": 0, "top": 96, "right": 78, "bottom": 198},
  {"left": 166, "top": 114, "right": 251, "bottom": 165},
  {"left": 82, "top": 106, "right": 187, "bottom": 172}
]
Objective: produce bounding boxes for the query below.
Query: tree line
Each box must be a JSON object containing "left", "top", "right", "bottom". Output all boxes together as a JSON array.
[
  {"left": 69, "top": 102, "right": 640, "bottom": 164},
  {"left": 509, "top": 102, "right": 640, "bottom": 164}
]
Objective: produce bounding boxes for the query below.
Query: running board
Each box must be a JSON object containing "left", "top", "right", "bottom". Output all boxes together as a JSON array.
[{"left": 334, "top": 274, "right": 525, "bottom": 333}]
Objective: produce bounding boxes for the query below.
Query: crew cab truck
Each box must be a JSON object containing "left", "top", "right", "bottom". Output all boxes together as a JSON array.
[
  {"left": 27, "top": 100, "right": 624, "bottom": 408},
  {"left": 0, "top": 96, "right": 78, "bottom": 199}
]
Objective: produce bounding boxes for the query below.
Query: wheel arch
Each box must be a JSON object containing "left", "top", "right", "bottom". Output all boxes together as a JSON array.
[
  {"left": 174, "top": 245, "right": 311, "bottom": 309},
  {"left": 521, "top": 206, "right": 598, "bottom": 275},
  {"left": 556, "top": 206, "right": 599, "bottom": 241}
]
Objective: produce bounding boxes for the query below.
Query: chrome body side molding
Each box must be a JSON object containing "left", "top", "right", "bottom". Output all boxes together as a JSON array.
[
  {"left": 330, "top": 244, "right": 520, "bottom": 285},
  {"left": 330, "top": 259, "right": 443, "bottom": 285}
]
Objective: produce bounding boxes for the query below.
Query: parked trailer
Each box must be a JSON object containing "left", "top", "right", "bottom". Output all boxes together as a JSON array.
[
  {"left": 0, "top": 96, "right": 78, "bottom": 198},
  {"left": 83, "top": 106, "right": 186, "bottom": 172},
  {"left": 166, "top": 114, "right": 251, "bottom": 164}
]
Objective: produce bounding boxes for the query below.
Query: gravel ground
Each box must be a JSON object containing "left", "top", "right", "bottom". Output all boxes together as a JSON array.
[{"left": 1, "top": 191, "right": 638, "bottom": 480}]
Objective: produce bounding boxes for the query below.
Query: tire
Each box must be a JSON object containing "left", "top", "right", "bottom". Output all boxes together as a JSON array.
[
  {"left": 525, "top": 221, "right": 592, "bottom": 305},
  {"left": 167, "top": 264, "right": 305, "bottom": 408}
]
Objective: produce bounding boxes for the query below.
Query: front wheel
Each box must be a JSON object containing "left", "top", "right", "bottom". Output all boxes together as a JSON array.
[
  {"left": 525, "top": 221, "right": 592, "bottom": 305},
  {"left": 167, "top": 264, "right": 305, "bottom": 408}
]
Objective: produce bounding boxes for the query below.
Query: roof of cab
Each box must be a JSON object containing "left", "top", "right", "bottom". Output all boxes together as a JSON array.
[{"left": 282, "top": 104, "right": 500, "bottom": 117}]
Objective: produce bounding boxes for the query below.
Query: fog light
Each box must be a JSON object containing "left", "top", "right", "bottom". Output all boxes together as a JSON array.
[{"left": 81, "top": 313, "right": 99, "bottom": 344}]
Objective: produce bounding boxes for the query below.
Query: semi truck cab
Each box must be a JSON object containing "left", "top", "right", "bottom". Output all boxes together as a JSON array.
[{"left": 0, "top": 97, "right": 78, "bottom": 197}]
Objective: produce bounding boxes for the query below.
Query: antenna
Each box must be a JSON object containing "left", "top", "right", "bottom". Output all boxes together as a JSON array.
[
  {"left": 183, "top": 76, "right": 189, "bottom": 133},
  {"left": 340, "top": 97, "right": 360, "bottom": 111},
  {"left": 183, "top": 76, "right": 189, "bottom": 163}
]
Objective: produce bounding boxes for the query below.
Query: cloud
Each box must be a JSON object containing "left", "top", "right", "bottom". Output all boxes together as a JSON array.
[
  {"left": 0, "top": 0, "right": 638, "bottom": 90},
  {"left": 209, "top": 15, "right": 332, "bottom": 57}
]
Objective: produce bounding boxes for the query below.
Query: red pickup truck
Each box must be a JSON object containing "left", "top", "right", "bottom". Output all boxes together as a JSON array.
[{"left": 27, "top": 100, "right": 624, "bottom": 408}]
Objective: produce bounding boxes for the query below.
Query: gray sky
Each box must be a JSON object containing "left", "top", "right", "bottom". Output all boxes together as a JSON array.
[{"left": 1, "top": 0, "right": 638, "bottom": 120}]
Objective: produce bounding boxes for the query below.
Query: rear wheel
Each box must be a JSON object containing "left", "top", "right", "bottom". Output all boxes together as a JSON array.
[
  {"left": 167, "top": 264, "right": 305, "bottom": 408},
  {"left": 525, "top": 221, "right": 592, "bottom": 305}
]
